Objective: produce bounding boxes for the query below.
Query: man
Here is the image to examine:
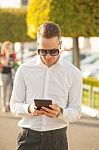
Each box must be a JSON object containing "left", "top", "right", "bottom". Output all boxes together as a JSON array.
[{"left": 10, "top": 21, "right": 82, "bottom": 150}]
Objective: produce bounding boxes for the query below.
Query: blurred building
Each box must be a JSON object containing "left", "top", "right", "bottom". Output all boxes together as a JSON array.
[
  {"left": 0, "top": 0, "right": 29, "bottom": 8},
  {"left": 21, "top": 0, "right": 29, "bottom": 8}
]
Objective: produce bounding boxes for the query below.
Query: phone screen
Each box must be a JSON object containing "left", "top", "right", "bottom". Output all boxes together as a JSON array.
[{"left": 34, "top": 99, "right": 52, "bottom": 110}]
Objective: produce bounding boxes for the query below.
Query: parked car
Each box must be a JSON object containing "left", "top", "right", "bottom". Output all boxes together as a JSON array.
[
  {"left": 81, "top": 53, "right": 99, "bottom": 67},
  {"left": 82, "top": 65, "right": 99, "bottom": 78},
  {"left": 61, "top": 50, "right": 91, "bottom": 63},
  {"left": 81, "top": 53, "right": 99, "bottom": 76},
  {"left": 89, "top": 68, "right": 99, "bottom": 79}
]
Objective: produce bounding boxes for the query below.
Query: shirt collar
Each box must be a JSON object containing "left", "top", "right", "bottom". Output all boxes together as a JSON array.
[
  {"left": 23, "top": 54, "right": 64, "bottom": 69},
  {"left": 36, "top": 55, "right": 62, "bottom": 68}
]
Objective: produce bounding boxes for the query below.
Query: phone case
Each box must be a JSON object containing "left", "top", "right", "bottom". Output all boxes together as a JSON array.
[{"left": 34, "top": 99, "right": 52, "bottom": 110}]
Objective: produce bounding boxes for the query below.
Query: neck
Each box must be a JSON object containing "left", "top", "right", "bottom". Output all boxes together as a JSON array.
[{"left": 40, "top": 55, "right": 60, "bottom": 67}]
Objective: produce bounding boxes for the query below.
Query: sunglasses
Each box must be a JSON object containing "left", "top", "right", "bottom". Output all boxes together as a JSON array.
[{"left": 38, "top": 49, "right": 59, "bottom": 56}]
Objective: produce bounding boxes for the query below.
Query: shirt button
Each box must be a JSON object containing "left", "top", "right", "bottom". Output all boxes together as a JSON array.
[{"left": 41, "top": 132, "right": 43, "bottom": 136}]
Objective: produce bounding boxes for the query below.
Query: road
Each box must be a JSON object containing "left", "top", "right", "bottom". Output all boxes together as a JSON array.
[{"left": 0, "top": 112, "right": 99, "bottom": 150}]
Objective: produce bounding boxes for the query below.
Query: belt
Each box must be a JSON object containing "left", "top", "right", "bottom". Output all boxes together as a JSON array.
[{"left": 22, "top": 127, "right": 67, "bottom": 137}]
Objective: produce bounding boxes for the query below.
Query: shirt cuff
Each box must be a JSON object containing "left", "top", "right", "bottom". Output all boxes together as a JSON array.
[
  {"left": 57, "top": 109, "right": 63, "bottom": 119},
  {"left": 57, "top": 109, "right": 67, "bottom": 121},
  {"left": 23, "top": 104, "right": 30, "bottom": 114}
]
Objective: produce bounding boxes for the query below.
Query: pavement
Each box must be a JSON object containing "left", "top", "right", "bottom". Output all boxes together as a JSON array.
[{"left": 0, "top": 112, "right": 99, "bottom": 150}]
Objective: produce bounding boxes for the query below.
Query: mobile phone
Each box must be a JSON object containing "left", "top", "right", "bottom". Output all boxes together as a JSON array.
[{"left": 34, "top": 99, "right": 52, "bottom": 110}]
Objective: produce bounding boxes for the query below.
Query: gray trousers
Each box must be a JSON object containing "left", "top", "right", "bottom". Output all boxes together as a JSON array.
[
  {"left": 17, "top": 127, "right": 68, "bottom": 150},
  {"left": 2, "top": 73, "right": 12, "bottom": 107}
]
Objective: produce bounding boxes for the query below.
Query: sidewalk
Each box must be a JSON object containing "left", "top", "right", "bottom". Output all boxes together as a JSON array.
[{"left": 0, "top": 112, "right": 99, "bottom": 150}]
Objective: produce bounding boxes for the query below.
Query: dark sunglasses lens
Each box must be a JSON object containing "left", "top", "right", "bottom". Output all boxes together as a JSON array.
[
  {"left": 38, "top": 49, "right": 59, "bottom": 56},
  {"left": 50, "top": 49, "right": 59, "bottom": 56},
  {"left": 38, "top": 49, "right": 47, "bottom": 56}
]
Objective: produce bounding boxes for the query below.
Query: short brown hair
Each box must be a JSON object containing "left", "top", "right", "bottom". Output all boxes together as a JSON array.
[{"left": 37, "top": 21, "right": 61, "bottom": 39}]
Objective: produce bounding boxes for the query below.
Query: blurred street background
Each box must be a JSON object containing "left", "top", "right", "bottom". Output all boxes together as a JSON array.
[{"left": 0, "top": 112, "right": 99, "bottom": 150}]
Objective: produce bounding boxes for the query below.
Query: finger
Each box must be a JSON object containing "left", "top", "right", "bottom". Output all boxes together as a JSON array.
[
  {"left": 33, "top": 112, "right": 38, "bottom": 116},
  {"left": 33, "top": 111, "right": 44, "bottom": 116},
  {"left": 43, "top": 111, "right": 56, "bottom": 118},
  {"left": 49, "top": 105, "right": 60, "bottom": 111},
  {"left": 30, "top": 108, "right": 44, "bottom": 116},
  {"left": 42, "top": 107, "right": 58, "bottom": 116},
  {"left": 42, "top": 107, "right": 54, "bottom": 113},
  {"left": 29, "top": 104, "right": 35, "bottom": 113},
  {"left": 34, "top": 106, "right": 37, "bottom": 109},
  {"left": 35, "top": 109, "right": 44, "bottom": 114}
]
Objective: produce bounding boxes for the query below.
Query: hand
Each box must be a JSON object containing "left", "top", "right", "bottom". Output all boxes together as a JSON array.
[
  {"left": 28, "top": 104, "right": 44, "bottom": 116},
  {"left": 42, "top": 104, "right": 60, "bottom": 118}
]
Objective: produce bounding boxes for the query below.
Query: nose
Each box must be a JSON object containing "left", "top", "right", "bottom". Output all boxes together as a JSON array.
[{"left": 46, "top": 53, "right": 51, "bottom": 58}]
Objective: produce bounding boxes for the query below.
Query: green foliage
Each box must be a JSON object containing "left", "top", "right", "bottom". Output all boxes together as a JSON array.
[
  {"left": 27, "top": 0, "right": 99, "bottom": 39},
  {"left": 83, "top": 77, "right": 99, "bottom": 87},
  {"left": 26, "top": 0, "right": 51, "bottom": 39},
  {"left": 0, "top": 8, "right": 32, "bottom": 42},
  {"left": 13, "top": 62, "right": 19, "bottom": 71}
]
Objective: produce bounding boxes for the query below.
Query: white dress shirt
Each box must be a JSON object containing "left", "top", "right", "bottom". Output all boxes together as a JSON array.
[{"left": 10, "top": 55, "right": 82, "bottom": 131}]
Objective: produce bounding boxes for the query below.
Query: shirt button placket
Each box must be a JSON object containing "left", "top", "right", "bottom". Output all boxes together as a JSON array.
[{"left": 43, "top": 69, "right": 50, "bottom": 98}]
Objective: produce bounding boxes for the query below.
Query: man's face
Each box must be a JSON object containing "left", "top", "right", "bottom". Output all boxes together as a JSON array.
[{"left": 38, "top": 36, "right": 61, "bottom": 67}]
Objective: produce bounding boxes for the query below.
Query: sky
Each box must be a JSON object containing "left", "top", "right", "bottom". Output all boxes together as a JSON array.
[{"left": 0, "top": 0, "right": 21, "bottom": 8}]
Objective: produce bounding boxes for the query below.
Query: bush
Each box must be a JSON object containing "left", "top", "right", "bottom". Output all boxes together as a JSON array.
[{"left": 0, "top": 8, "right": 32, "bottom": 42}]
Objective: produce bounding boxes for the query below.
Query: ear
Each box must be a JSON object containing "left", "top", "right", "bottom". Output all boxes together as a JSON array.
[
  {"left": 60, "top": 41, "right": 62, "bottom": 45},
  {"left": 60, "top": 41, "right": 62, "bottom": 49}
]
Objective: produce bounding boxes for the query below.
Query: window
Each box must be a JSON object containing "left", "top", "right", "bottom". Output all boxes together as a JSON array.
[{"left": 21, "top": 0, "right": 28, "bottom": 6}]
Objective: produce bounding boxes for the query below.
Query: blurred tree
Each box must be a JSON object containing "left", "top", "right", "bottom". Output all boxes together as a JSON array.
[
  {"left": 26, "top": 0, "right": 99, "bottom": 68},
  {"left": 0, "top": 8, "right": 31, "bottom": 42}
]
